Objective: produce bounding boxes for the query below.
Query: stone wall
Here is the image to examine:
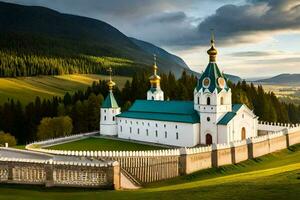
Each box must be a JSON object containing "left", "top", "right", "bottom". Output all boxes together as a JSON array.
[
  {"left": 0, "top": 157, "right": 120, "bottom": 189},
  {"left": 25, "top": 124, "right": 300, "bottom": 184}
]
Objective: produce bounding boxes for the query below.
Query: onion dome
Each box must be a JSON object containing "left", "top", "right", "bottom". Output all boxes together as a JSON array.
[
  {"left": 207, "top": 32, "right": 218, "bottom": 62},
  {"left": 149, "top": 55, "right": 161, "bottom": 89},
  {"left": 107, "top": 67, "right": 116, "bottom": 91}
]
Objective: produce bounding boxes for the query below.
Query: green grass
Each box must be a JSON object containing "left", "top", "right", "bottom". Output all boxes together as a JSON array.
[
  {"left": 47, "top": 137, "right": 166, "bottom": 151},
  {"left": 2, "top": 144, "right": 300, "bottom": 200},
  {"left": 0, "top": 74, "right": 130, "bottom": 104}
]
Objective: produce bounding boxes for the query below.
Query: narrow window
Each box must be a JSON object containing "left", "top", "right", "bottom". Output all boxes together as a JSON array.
[
  {"left": 146, "top": 129, "right": 149, "bottom": 136},
  {"left": 155, "top": 130, "right": 158, "bottom": 137},
  {"left": 152, "top": 96, "right": 154, "bottom": 100},
  {"left": 120, "top": 126, "right": 122, "bottom": 132},
  {"left": 130, "top": 127, "right": 132, "bottom": 133},
  {"left": 176, "top": 132, "right": 179, "bottom": 140},
  {"left": 156, "top": 123, "right": 158, "bottom": 127},
  {"left": 104, "top": 116, "right": 106, "bottom": 121},
  {"left": 175, "top": 125, "right": 178, "bottom": 129},
  {"left": 137, "top": 128, "right": 140, "bottom": 134},
  {"left": 164, "top": 124, "right": 166, "bottom": 128},
  {"left": 207, "top": 97, "right": 211, "bottom": 105},
  {"left": 220, "top": 97, "right": 224, "bottom": 105},
  {"left": 197, "top": 96, "right": 200, "bottom": 104},
  {"left": 165, "top": 131, "right": 167, "bottom": 138},
  {"left": 112, "top": 117, "right": 115, "bottom": 121}
]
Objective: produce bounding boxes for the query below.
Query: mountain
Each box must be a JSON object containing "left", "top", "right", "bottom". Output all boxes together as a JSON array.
[
  {"left": 130, "top": 38, "right": 189, "bottom": 69},
  {"left": 255, "top": 74, "right": 300, "bottom": 85},
  {"left": 0, "top": 1, "right": 188, "bottom": 77},
  {"left": 0, "top": 1, "right": 241, "bottom": 81}
]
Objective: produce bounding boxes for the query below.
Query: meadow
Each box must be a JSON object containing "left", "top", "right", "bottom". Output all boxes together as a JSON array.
[
  {"left": 259, "top": 84, "right": 300, "bottom": 105},
  {"left": 0, "top": 74, "right": 130, "bottom": 104},
  {"left": 2, "top": 144, "right": 300, "bottom": 200},
  {"left": 47, "top": 137, "right": 166, "bottom": 151}
]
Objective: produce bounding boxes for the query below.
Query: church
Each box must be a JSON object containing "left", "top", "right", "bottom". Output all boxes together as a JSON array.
[{"left": 100, "top": 36, "right": 258, "bottom": 147}]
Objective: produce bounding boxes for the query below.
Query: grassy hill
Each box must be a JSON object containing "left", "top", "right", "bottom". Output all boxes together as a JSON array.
[
  {"left": 0, "top": 74, "right": 130, "bottom": 104},
  {"left": 3, "top": 144, "right": 300, "bottom": 199}
]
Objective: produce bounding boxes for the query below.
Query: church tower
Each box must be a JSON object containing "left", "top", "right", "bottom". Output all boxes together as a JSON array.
[
  {"left": 147, "top": 55, "right": 164, "bottom": 101},
  {"left": 194, "top": 32, "right": 232, "bottom": 144},
  {"left": 100, "top": 67, "right": 121, "bottom": 136}
]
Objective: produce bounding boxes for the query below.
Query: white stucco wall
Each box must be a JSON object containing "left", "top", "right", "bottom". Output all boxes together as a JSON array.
[
  {"left": 100, "top": 108, "right": 121, "bottom": 136},
  {"left": 222, "top": 106, "right": 258, "bottom": 143},
  {"left": 117, "top": 117, "right": 200, "bottom": 147},
  {"left": 147, "top": 90, "right": 164, "bottom": 101}
]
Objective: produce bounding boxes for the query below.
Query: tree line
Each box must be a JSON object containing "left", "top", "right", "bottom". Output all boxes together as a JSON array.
[{"left": 0, "top": 71, "right": 299, "bottom": 145}]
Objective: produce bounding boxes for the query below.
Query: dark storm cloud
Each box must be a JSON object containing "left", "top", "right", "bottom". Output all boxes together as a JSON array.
[{"left": 195, "top": 0, "right": 300, "bottom": 46}]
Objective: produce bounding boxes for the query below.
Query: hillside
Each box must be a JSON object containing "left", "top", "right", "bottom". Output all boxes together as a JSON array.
[
  {"left": 0, "top": 1, "right": 188, "bottom": 77},
  {"left": 255, "top": 74, "right": 300, "bottom": 85},
  {"left": 0, "top": 74, "right": 130, "bottom": 104},
  {"left": 4, "top": 144, "right": 300, "bottom": 199}
]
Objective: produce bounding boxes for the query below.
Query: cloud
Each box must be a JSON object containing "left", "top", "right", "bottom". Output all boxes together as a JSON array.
[
  {"left": 228, "top": 51, "right": 281, "bottom": 57},
  {"left": 195, "top": 0, "right": 300, "bottom": 46}
]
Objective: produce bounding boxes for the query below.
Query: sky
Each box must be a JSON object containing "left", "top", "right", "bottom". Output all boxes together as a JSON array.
[{"left": 3, "top": 0, "right": 300, "bottom": 78}]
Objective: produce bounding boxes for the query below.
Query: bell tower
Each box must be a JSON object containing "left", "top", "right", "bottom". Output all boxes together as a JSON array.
[
  {"left": 100, "top": 67, "right": 121, "bottom": 136},
  {"left": 194, "top": 31, "right": 232, "bottom": 144},
  {"left": 147, "top": 55, "right": 164, "bottom": 101}
]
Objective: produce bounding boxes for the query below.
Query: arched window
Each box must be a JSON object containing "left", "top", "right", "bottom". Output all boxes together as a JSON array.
[
  {"left": 152, "top": 96, "right": 154, "bottom": 100},
  {"left": 206, "top": 134, "right": 212, "bottom": 145},
  {"left": 220, "top": 97, "right": 224, "bottom": 105},
  {"left": 104, "top": 116, "right": 106, "bottom": 121},
  {"left": 207, "top": 97, "right": 211, "bottom": 105},
  {"left": 241, "top": 127, "right": 246, "bottom": 140}
]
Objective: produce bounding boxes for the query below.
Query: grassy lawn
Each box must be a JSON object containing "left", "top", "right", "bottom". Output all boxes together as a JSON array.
[
  {"left": 0, "top": 74, "right": 130, "bottom": 104},
  {"left": 1, "top": 144, "right": 300, "bottom": 199},
  {"left": 47, "top": 137, "right": 166, "bottom": 151}
]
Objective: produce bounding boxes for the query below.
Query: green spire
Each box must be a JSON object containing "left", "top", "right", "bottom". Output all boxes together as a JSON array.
[
  {"left": 102, "top": 91, "right": 119, "bottom": 108},
  {"left": 196, "top": 31, "right": 229, "bottom": 93}
]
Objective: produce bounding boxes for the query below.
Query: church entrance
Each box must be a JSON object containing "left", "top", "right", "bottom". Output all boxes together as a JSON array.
[
  {"left": 205, "top": 134, "right": 212, "bottom": 145},
  {"left": 241, "top": 127, "right": 246, "bottom": 140}
]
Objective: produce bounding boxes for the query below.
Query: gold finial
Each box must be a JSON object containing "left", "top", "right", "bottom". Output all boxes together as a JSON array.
[
  {"left": 153, "top": 54, "right": 158, "bottom": 75},
  {"left": 107, "top": 67, "right": 115, "bottom": 91},
  {"left": 207, "top": 29, "right": 218, "bottom": 62}
]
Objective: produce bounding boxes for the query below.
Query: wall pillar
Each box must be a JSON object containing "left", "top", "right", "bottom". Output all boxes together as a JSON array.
[
  {"left": 45, "top": 164, "right": 54, "bottom": 187},
  {"left": 179, "top": 148, "right": 188, "bottom": 175}
]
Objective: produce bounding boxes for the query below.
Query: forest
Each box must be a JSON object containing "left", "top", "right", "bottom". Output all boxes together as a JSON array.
[{"left": 0, "top": 71, "right": 299, "bottom": 145}]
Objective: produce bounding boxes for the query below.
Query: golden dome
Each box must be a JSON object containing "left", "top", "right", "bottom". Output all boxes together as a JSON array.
[
  {"left": 149, "top": 55, "right": 161, "bottom": 88},
  {"left": 207, "top": 30, "right": 218, "bottom": 62},
  {"left": 107, "top": 67, "right": 116, "bottom": 91},
  {"left": 107, "top": 80, "right": 116, "bottom": 90}
]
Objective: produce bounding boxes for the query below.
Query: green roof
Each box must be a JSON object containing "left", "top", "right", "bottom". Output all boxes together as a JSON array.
[
  {"left": 102, "top": 91, "right": 119, "bottom": 108},
  {"left": 117, "top": 100, "right": 199, "bottom": 123},
  {"left": 218, "top": 104, "right": 243, "bottom": 125},
  {"left": 196, "top": 62, "right": 229, "bottom": 93}
]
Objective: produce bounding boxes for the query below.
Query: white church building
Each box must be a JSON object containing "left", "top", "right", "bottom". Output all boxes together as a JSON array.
[{"left": 100, "top": 36, "right": 258, "bottom": 147}]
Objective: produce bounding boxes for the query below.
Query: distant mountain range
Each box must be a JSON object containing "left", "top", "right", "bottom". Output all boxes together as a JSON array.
[
  {"left": 0, "top": 1, "right": 240, "bottom": 82},
  {"left": 254, "top": 74, "right": 300, "bottom": 85}
]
